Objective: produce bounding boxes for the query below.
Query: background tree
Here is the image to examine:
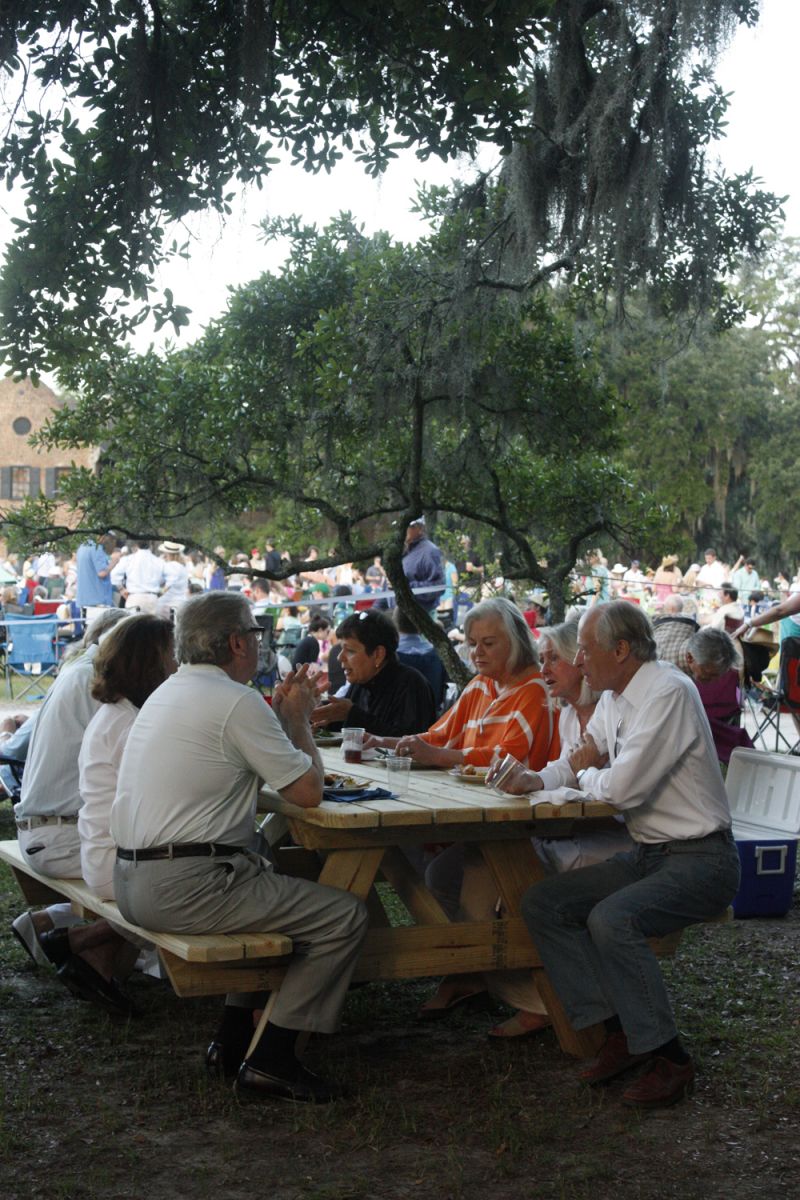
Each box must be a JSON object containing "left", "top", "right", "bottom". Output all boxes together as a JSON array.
[
  {"left": 0, "top": 0, "right": 553, "bottom": 377},
  {"left": 4, "top": 203, "right": 656, "bottom": 679},
  {"left": 578, "top": 235, "right": 800, "bottom": 572},
  {"left": 500, "top": 0, "right": 780, "bottom": 319},
  {"left": 0, "top": 1, "right": 783, "bottom": 380}
]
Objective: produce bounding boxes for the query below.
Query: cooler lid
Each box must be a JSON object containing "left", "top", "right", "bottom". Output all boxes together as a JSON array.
[{"left": 727, "top": 748, "right": 800, "bottom": 840}]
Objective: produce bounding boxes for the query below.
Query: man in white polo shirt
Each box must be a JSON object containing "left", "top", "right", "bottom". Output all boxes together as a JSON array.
[
  {"left": 522, "top": 601, "right": 740, "bottom": 1109},
  {"left": 111, "top": 591, "right": 368, "bottom": 1104}
]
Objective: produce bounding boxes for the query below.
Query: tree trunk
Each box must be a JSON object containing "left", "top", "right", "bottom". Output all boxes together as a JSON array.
[{"left": 382, "top": 545, "right": 472, "bottom": 691}]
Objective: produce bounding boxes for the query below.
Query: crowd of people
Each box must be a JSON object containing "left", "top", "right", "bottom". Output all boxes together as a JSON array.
[
  {"left": 4, "top": 530, "right": 799, "bottom": 658},
  {"left": 4, "top": 524, "right": 799, "bottom": 1110},
  {"left": 577, "top": 546, "right": 799, "bottom": 622}
]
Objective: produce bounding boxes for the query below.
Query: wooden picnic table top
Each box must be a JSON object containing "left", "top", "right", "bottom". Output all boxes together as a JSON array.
[{"left": 258, "top": 746, "right": 617, "bottom": 831}]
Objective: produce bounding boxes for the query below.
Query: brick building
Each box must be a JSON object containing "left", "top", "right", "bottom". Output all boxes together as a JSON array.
[{"left": 0, "top": 376, "right": 97, "bottom": 517}]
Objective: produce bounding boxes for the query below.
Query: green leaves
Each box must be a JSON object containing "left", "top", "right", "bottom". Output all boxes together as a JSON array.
[
  {"left": 9, "top": 192, "right": 644, "bottom": 623},
  {"left": 0, "top": 0, "right": 555, "bottom": 375}
]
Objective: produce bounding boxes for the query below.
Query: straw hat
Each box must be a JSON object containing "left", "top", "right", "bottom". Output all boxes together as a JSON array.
[
  {"left": 159, "top": 540, "right": 185, "bottom": 554},
  {"left": 660, "top": 554, "right": 679, "bottom": 567}
]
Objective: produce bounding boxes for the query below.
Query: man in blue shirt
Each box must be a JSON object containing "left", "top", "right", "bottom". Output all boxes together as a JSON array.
[
  {"left": 402, "top": 518, "right": 444, "bottom": 612},
  {"left": 75, "top": 537, "right": 114, "bottom": 607}
]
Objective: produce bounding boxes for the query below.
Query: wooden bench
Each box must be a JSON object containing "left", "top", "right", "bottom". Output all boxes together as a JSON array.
[
  {"left": 0, "top": 839, "right": 293, "bottom": 998},
  {"left": 0, "top": 838, "right": 733, "bottom": 1007}
]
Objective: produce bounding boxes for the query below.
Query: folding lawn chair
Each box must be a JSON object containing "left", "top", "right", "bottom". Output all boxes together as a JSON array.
[
  {"left": 3, "top": 615, "right": 61, "bottom": 700},
  {"left": 750, "top": 635, "right": 800, "bottom": 754}
]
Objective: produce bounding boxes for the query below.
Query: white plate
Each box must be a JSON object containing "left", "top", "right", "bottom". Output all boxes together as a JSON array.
[
  {"left": 314, "top": 732, "right": 343, "bottom": 747},
  {"left": 449, "top": 768, "right": 489, "bottom": 785}
]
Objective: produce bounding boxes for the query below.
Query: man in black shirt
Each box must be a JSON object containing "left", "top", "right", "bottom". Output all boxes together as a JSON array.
[
  {"left": 311, "top": 610, "right": 435, "bottom": 737},
  {"left": 264, "top": 540, "right": 282, "bottom": 574}
]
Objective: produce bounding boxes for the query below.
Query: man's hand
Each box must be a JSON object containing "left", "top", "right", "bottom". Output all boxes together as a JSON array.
[
  {"left": 0, "top": 714, "right": 27, "bottom": 741},
  {"left": 568, "top": 734, "right": 609, "bottom": 775},
  {"left": 311, "top": 697, "right": 353, "bottom": 728},
  {"left": 486, "top": 756, "right": 543, "bottom": 795},
  {"left": 273, "top": 664, "right": 323, "bottom": 724}
]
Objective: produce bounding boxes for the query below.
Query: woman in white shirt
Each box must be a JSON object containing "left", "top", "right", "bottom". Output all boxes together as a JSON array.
[
  {"left": 158, "top": 541, "right": 190, "bottom": 617},
  {"left": 79, "top": 614, "right": 176, "bottom": 898}
]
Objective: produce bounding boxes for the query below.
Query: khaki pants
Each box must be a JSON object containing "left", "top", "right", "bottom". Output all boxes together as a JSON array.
[
  {"left": 17, "top": 823, "right": 83, "bottom": 929},
  {"left": 114, "top": 851, "right": 369, "bottom": 1033},
  {"left": 125, "top": 593, "right": 159, "bottom": 614}
]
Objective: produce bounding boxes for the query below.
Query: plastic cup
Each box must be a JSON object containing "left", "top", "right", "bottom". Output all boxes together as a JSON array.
[
  {"left": 489, "top": 751, "right": 523, "bottom": 793},
  {"left": 386, "top": 755, "right": 412, "bottom": 796},
  {"left": 342, "top": 726, "right": 365, "bottom": 764}
]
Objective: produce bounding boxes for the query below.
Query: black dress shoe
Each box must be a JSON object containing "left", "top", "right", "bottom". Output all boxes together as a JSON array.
[
  {"left": 57, "top": 955, "right": 139, "bottom": 1018},
  {"left": 235, "top": 1061, "right": 348, "bottom": 1104},
  {"left": 38, "top": 928, "right": 71, "bottom": 969},
  {"left": 206, "top": 1040, "right": 246, "bottom": 1080}
]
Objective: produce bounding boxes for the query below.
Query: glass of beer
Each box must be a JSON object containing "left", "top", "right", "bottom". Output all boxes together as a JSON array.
[{"left": 342, "top": 727, "right": 365, "bottom": 764}]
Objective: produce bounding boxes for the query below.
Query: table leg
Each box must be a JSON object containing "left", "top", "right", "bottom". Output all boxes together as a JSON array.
[
  {"left": 316, "top": 847, "right": 385, "bottom": 899},
  {"left": 246, "top": 991, "right": 278, "bottom": 1059},
  {"left": 479, "top": 839, "right": 604, "bottom": 1059},
  {"left": 380, "top": 846, "right": 450, "bottom": 925},
  {"left": 479, "top": 838, "right": 545, "bottom": 912},
  {"left": 244, "top": 852, "right": 385, "bottom": 1065}
]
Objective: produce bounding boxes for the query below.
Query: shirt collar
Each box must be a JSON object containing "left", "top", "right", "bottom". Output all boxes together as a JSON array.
[{"left": 614, "top": 658, "right": 658, "bottom": 709}]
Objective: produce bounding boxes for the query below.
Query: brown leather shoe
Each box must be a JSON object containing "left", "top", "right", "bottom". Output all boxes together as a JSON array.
[
  {"left": 579, "top": 1032, "right": 651, "bottom": 1085},
  {"left": 621, "top": 1056, "right": 695, "bottom": 1108}
]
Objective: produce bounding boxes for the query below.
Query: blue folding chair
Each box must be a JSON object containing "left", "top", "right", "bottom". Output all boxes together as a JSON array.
[{"left": 3, "top": 615, "right": 61, "bottom": 700}]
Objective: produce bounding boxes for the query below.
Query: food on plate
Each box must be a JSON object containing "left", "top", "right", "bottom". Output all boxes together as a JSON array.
[{"left": 324, "top": 772, "right": 362, "bottom": 789}]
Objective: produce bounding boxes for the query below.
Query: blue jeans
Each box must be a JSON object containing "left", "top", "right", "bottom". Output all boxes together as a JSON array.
[{"left": 521, "top": 831, "right": 741, "bottom": 1054}]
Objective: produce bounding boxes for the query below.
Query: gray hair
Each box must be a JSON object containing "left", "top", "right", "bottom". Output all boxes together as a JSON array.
[
  {"left": 61, "top": 607, "right": 131, "bottom": 667},
  {"left": 590, "top": 601, "right": 657, "bottom": 662},
  {"left": 83, "top": 607, "right": 131, "bottom": 647},
  {"left": 661, "top": 594, "right": 684, "bottom": 614},
  {"left": 463, "top": 596, "right": 539, "bottom": 673},
  {"left": 538, "top": 620, "right": 601, "bottom": 706},
  {"left": 176, "top": 591, "right": 252, "bottom": 665},
  {"left": 685, "top": 627, "right": 740, "bottom": 676}
]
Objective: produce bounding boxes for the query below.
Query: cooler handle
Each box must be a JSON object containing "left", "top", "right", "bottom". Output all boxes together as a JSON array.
[{"left": 754, "top": 844, "right": 788, "bottom": 876}]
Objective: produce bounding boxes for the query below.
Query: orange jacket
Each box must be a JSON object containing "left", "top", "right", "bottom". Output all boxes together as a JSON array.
[{"left": 422, "top": 669, "right": 560, "bottom": 768}]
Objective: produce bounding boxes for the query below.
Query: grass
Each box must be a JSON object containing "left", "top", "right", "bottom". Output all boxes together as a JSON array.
[
  {"left": 1, "top": 800, "right": 799, "bottom": 1200},
  {"left": 0, "top": 673, "right": 53, "bottom": 703}
]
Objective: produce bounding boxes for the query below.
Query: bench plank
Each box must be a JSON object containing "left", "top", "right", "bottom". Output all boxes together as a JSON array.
[{"left": 0, "top": 839, "right": 292, "bottom": 964}]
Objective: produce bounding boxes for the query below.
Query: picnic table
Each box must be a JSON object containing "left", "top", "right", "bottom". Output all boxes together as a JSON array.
[
  {"left": 1, "top": 746, "right": 700, "bottom": 1060},
  {"left": 257, "top": 748, "right": 635, "bottom": 1058}
]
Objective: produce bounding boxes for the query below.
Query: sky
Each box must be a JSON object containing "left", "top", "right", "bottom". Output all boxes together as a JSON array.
[
  {"left": 1, "top": 0, "right": 798, "bottom": 362},
  {"left": 143, "top": 0, "right": 800, "bottom": 350},
  {"left": 713, "top": 0, "right": 800, "bottom": 234}
]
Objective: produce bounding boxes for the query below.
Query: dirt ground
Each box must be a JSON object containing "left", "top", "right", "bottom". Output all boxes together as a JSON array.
[{"left": 1, "top": 785, "right": 799, "bottom": 1200}]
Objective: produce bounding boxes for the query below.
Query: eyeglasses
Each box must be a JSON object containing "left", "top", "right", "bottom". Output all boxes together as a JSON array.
[{"left": 242, "top": 626, "right": 264, "bottom": 641}]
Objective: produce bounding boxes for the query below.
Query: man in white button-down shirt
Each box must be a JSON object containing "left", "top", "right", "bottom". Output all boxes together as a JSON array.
[
  {"left": 522, "top": 601, "right": 740, "bottom": 1109},
  {"left": 111, "top": 540, "right": 165, "bottom": 613}
]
